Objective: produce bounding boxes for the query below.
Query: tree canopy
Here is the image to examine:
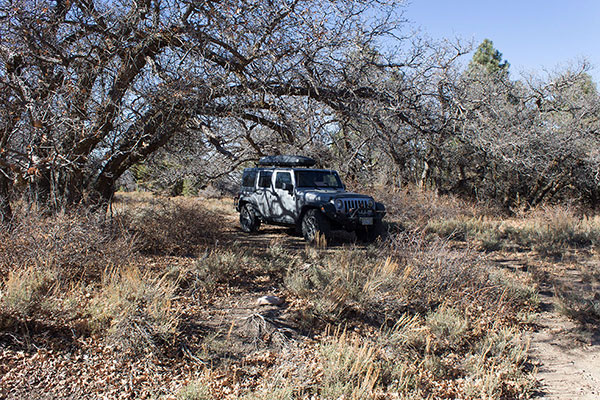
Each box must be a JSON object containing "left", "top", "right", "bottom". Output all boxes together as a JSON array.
[
  {"left": 0, "top": 0, "right": 411, "bottom": 214},
  {"left": 0, "top": 1, "right": 598, "bottom": 221}
]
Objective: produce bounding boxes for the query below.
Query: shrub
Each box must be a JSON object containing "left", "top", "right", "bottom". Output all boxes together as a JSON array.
[
  {"left": 426, "top": 306, "right": 469, "bottom": 349},
  {"left": 185, "top": 246, "right": 252, "bottom": 294},
  {"left": 88, "top": 266, "right": 179, "bottom": 356},
  {"left": 118, "top": 196, "right": 222, "bottom": 256},
  {"left": 285, "top": 249, "right": 376, "bottom": 322},
  {"left": 464, "top": 326, "right": 535, "bottom": 398},
  {"left": 318, "top": 329, "right": 380, "bottom": 400},
  {"left": 381, "top": 312, "right": 427, "bottom": 352},
  {"left": 0, "top": 207, "right": 136, "bottom": 282},
  {"left": 288, "top": 231, "right": 536, "bottom": 328}
]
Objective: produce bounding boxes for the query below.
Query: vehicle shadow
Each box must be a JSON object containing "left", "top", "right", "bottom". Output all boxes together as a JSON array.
[{"left": 222, "top": 224, "right": 363, "bottom": 251}]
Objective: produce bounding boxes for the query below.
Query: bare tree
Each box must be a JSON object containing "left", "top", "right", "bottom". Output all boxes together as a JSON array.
[
  {"left": 445, "top": 63, "right": 600, "bottom": 210},
  {"left": 0, "top": 0, "right": 414, "bottom": 212}
]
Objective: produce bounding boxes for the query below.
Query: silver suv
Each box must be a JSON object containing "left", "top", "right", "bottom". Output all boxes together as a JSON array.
[{"left": 235, "top": 156, "right": 385, "bottom": 242}]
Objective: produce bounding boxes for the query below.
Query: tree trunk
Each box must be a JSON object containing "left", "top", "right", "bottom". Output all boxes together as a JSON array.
[
  {"left": 61, "top": 168, "right": 85, "bottom": 206},
  {"left": 419, "top": 159, "right": 430, "bottom": 188},
  {"left": 0, "top": 171, "right": 12, "bottom": 224}
]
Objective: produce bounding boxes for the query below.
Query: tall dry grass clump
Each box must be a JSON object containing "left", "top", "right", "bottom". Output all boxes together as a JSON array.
[
  {"left": 88, "top": 266, "right": 179, "bottom": 356},
  {"left": 515, "top": 205, "right": 600, "bottom": 256},
  {"left": 285, "top": 249, "right": 367, "bottom": 321},
  {"left": 375, "top": 185, "right": 486, "bottom": 229},
  {"left": 0, "top": 267, "right": 57, "bottom": 329},
  {"left": 318, "top": 328, "right": 380, "bottom": 399},
  {"left": 0, "top": 205, "right": 139, "bottom": 332}
]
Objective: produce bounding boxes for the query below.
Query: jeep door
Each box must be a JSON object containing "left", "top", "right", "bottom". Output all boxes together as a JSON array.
[
  {"left": 256, "top": 170, "right": 273, "bottom": 220},
  {"left": 269, "top": 170, "right": 297, "bottom": 224}
]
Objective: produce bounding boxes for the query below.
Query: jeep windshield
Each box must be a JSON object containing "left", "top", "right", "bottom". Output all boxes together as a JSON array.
[{"left": 294, "top": 170, "right": 343, "bottom": 189}]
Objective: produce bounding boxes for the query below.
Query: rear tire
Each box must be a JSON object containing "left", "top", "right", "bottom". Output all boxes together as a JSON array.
[
  {"left": 301, "top": 209, "right": 330, "bottom": 242},
  {"left": 240, "top": 203, "right": 261, "bottom": 233}
]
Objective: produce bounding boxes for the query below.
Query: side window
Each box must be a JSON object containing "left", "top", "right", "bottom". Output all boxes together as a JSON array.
[
  {"left": 242, "top": 170, "right": 257, "bottom": 188},
  {"left": 275, "top": 172, "right": 292, "bottom": 189},
  {"left": 258, "top": 171, "right": 273, "bottom": 188}
]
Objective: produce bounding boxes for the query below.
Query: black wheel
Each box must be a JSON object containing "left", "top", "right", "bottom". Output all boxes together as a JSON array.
[
  {"left": 356, "top": 220, "right": 384, "bottom": 243},
  {"left": 301, "top": 209, "right": 330, "bottom": 242},
  {"left": 240, "top": 203, "right": 260, "bottom": 233}
]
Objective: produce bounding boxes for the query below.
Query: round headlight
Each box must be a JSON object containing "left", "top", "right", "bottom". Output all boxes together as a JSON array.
[
  {"left": 335, "top": 199, "right": 343, "bottom": 209},
  {"left": 368, "top": 199, "right": 374, "bottom": 209}
]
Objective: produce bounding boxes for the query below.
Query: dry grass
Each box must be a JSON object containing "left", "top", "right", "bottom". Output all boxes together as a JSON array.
[
  {"left": 375, "top": 185, "right": 487, "bottom": 230},
  {"left": 0, "top": 205, "right": 139, "bottom": 334},
  {"left": 318, "top": 328, "right": 380, "bottom": 399},
  {"left": 426, "top": 306, "right": 469, "bottom": 349},
  {"left": 425, "top": 205, "right": 600, "bottom": 257},
  {"left": 277, "top": 230, "right": 537, "bottom": 398},
  {"left": 0, "top": 267, "right": 57, "bottom": 329},
  {"left": 0, "top": 191, "right": 543, "bottom": 399},
  {"left": 514, "top": 206, "right": 600, "bottom": 257},
  {"left": 555, "top": 285, "right": 600, "bottom": 325},
  {"left": 463, "top": 326, "right": 534, "bottom": 398},
  {"left": 286, "top": 230, "right": 538, "bottom": 328},
  {"left": 419, "top": 201, "right": 600, "bottom": 334},
  {"left": 174, "top": 245, "right": 253, "bottom": 296},
  {"left": 177, "top": 379, "right": 212, "bottom": 400},
  {"left": 87, "top": 266, "right": 179, "bottom": 356},
  {"left": 0, "top": 205, "right": 136, "bottom": 281}
]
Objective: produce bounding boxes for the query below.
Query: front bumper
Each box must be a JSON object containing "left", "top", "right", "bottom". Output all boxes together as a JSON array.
[{"left": 320, "top": 203, "right": 385, "bottom": 229}]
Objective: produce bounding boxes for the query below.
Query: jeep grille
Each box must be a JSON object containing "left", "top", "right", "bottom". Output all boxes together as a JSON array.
[{"left": 342, "top": 199, "right": 370, "bottom": 214}]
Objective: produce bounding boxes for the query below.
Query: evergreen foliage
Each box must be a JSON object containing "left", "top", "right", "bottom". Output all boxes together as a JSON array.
[{"left": 469, "top": 39, "right": 510, "bottom": 75}]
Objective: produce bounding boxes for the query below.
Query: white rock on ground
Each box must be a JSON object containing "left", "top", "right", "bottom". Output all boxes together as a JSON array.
[{"left": 256, "top": 295, "right": 283, "bottom": 306}]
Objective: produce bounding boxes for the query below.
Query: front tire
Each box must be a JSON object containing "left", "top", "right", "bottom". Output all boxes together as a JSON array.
[
  {"left": 240, "top": 203, "right": 261, "bottom": 233},
  {"left": 301, "top": 209, "right": 330, "bottom": 242}
]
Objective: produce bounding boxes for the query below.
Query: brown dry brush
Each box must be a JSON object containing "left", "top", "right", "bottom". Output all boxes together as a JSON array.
[
  {"left": 114, "top": 196, "right": 225, "bottom": 256},
  {"left": 0, "top": 205, "right": 136, "bottom": 326},
  {"left": 0, "top": 206, "right": 136, "bottom": 280},
  {"left": 0, "top": 205, "right": 179, "bottom": 354},
  {"left": 277, "top": 230, "right": 538, "bottom": 398},
  {"left": 288, "top": 231, "right": 537, "bottom": 329}
]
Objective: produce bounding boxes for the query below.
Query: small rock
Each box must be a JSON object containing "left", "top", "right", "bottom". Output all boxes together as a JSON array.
[{"left": 256, "top": 295, "right": 283, "bottom": 306}]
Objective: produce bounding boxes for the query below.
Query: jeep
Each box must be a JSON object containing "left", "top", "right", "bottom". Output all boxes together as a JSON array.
[{"left": 235, "top": 155, "right": 385, "bottom": 242}]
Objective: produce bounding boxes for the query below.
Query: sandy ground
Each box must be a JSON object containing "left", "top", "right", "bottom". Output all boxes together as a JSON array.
[{"left": 527, "top": 288, "right": 600, "bottom": 399}]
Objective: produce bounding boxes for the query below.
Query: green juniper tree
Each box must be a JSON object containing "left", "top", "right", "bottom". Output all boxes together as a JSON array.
[{"left": 469, "top": 39, "right": 510, "bottom": 75}]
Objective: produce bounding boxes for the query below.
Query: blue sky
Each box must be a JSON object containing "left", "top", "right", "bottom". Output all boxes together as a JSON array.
[{"left": 403, "top": 0, "right": 600, "bottom": 83}]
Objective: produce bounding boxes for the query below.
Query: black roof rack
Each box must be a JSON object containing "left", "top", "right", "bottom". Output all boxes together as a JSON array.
[{"left": 257, "top": 155, "right": 316, "bottom": 167}]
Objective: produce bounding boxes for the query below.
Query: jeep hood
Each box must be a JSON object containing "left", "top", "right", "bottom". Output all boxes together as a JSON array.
[{"left": 298, "top": 189, "right": 372, "bottom": 203}]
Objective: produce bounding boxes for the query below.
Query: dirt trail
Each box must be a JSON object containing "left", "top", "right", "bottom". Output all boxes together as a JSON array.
[
  {"left": 494, "top": 256, "right": 600, "bottom": 399},
  {"left": 528, "top": 305, "right": 600, "bottom": 399}
]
